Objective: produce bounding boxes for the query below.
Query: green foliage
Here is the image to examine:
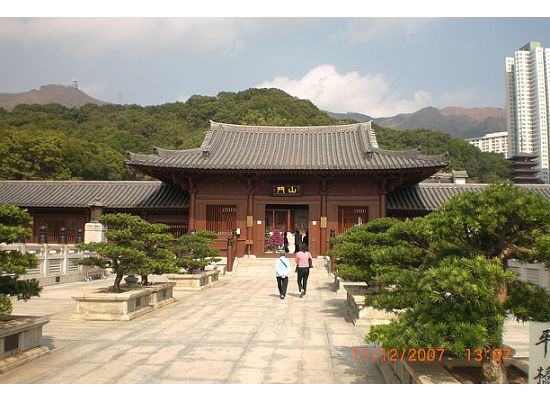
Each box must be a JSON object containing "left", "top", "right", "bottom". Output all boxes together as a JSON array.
[
  {"left": 77, "top": 213, "right": 178, "bottom": 291},
  {"left": 0, "top": 204, "right": 41, "bottom": 315},
  {"left": 174, "top": 230, "right": 220, "bottom": 273},
  {"left": 368, "top": 256, "right": 514, "bottom": 355},
  {"left": 426, "top": 182, "right": 550, "bottom": 261},
  {"left": 0, "top": 89, "right": 352, "bottom": 181},
  {"left": 505, "top": 280, "right": 550, "bottom": 322},
  {"left": 333, "top": 183, "right": 550, "bottom": 381},
  {"left": 375, "top": 125, "right": 512, "bottom": 183},
  {"left": 0, "top": 90, "right": 508, "bottom": 183},
  {"left": 329, "top": 217, "right": 428, "bottom": 283}
]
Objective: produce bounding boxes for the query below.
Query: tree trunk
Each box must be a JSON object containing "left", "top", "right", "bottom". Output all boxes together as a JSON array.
[
  {"left": 113, "top": 272, "right": 123, "bottom": 292},
  {"left": 141, "top": 274, "right": 149, "bottom": 286},
  {"left": 481, "top": 357, "right": 507, "bottom": 384},
  {"left": 497, "top": 283, "right": 508, "bottom": 306}
]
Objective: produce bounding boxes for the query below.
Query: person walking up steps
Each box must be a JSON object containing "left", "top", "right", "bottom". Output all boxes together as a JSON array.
[
  {"left": 295, "top": 244, "right": 312, "bottom": 298},
  {"left": 275, "top": 250, "right": 290, "bottom": 299}
]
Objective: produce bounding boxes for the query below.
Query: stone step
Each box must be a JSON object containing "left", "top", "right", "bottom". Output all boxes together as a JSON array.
[
  {"left": 234, "top": 257, "right": 328, "bottom": 267},
  {"left": 233, "top": 257, "right": 328, "bottom": 275}
]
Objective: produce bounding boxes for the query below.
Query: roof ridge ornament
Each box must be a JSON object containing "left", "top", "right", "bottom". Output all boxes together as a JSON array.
[{"left": 358, "top": 123, "right": 374, "bottom": 159}]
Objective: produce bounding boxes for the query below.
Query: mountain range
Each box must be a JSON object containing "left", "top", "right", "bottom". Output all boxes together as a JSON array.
[
  {"left": 326, "top": 107, "right": 506, "bottom": 139},
  {"left": 0, "top": 85, "right": 506, "bottom": 139},
  {"left": 0, "top": 84, "right": 107, "bottom": 110}
]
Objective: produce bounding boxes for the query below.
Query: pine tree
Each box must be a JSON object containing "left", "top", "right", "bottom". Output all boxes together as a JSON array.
[
  {"left": 330, "top": 183, "right": 550, "bottom": 383},
  {"left": 76, "top": 213, "right": 179, "bottom": 292},
  {"left": 0, "top": 204, "right": 41, "bottom": 315},
  {"left": 174, "top": 230, "right": 221, "bottom": 273}
]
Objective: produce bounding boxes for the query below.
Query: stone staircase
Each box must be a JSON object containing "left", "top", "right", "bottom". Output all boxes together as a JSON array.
[{"left": 232, "top": 256, "right": 329, "bottom": 276}]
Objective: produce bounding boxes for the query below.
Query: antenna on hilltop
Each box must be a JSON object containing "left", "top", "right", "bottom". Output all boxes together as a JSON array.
[{"left": 71, "top": 78, "right": 79, "bottom": 89}]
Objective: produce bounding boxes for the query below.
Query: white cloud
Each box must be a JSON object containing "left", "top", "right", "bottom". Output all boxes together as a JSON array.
[
  {"left": 0, "top": 18, "right": 246, "bottom": 59},
  {"left": 257, "top": 64, "right": 434, "bottom": 117}
]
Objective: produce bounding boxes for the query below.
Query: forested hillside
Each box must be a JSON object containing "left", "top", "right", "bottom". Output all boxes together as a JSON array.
[
  {"left": 0, "top": 88, "right": 510, "bottom": 182},
  {"left": 375, "top": 125, "right": 511, "bottom": 183}
]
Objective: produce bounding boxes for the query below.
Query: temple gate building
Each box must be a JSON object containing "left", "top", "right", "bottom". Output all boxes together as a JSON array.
[{"left": 126, "top": 121, "right": 448, "bottom": 257}]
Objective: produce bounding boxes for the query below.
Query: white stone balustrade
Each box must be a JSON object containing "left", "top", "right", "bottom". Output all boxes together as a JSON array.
[
  {"left": 508, "top": 260, "right": 550, "bottom": 293},
  {"left": 0, "top": 243, "right": 87, "bottom": 286}
]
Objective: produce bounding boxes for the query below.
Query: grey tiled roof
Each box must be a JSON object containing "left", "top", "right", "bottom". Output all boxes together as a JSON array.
[
  {"left": 0, "top": 181, "right": 188, "bottom": 209},
  {"left": 127, "top": 121, "right": 448, "bottom": 173},
  {"left": 388, "top": 183, "right": 550, "bottom": 212}
]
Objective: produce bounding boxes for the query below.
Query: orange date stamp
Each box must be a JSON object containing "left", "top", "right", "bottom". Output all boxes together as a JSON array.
[{"left": 353, "top": 347, "right": 446, "bottom": 363}]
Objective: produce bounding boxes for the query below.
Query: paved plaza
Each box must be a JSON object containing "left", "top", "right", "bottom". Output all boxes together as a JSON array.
[{"left": 0, "top": 262, "right": 384, "bottom": 384}]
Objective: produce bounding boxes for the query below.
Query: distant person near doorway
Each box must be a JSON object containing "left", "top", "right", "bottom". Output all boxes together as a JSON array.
[
  {"left": 275, "top": 250, "right": 291, "bottom": 299},
  {"left": 301, "top": 229, "right": 308, "bottom": 247},
  {"left": 294, "top": 230, "right": 302, "bottom": 254},
  {"left": 295, "top": 244, "right": 312, "bottom": 298}
]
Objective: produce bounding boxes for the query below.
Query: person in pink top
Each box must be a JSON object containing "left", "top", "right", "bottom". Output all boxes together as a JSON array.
[{"left": 295, "top": 243, "right": 312, "bottom": 297}]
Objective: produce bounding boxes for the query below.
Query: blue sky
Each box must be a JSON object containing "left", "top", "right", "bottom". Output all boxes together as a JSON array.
[{"left": 2, "top": 3, "right": 550, "bottom": 117}]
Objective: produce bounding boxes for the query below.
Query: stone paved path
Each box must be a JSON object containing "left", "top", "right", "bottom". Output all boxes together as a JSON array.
[{"left": 0, "top": 262, "right": 383, "bottom": 384}]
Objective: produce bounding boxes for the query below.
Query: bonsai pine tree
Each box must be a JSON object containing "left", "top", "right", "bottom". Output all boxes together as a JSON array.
[
  {"left": 0, "top": 204, "right": 41, "bottom": 315},
  {"left": 174, "top": 230, "right": 220, "bottom": 273},
  {"left": 77, "top": 213, "right": 178, "bottom": 292},
  {"left": 329, "top": 217, "right": 425, "bottom": 284},
  {"left": 332, "top": 183, "right": 550, "bottom": 383}
]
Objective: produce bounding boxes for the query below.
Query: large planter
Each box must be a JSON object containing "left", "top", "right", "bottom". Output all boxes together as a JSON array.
[
  {"left": 71, "top": 282, "right": 176, "bottom": 321},
  {"left": 335, "top": 276, "right": 368, "bottom": 294},
  {"left": 343, "top": 286, "right": 395, "bottom": 326},
  {"left": 376, "top": 350, "right": 524, "bottom": 384},
  {"left": 0, "top": 315, "right": 50, "bottom": 374},
  {"left": 166, "top": 270, "right": 222, "bottom": 291}
]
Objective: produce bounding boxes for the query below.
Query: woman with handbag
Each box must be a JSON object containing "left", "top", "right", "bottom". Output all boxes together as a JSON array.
[{"left": 295, "top": 244, "right": 313, "bottom": 298}]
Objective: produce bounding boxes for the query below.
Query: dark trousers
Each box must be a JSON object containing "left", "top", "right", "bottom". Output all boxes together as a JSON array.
[
  {"left": 297, "top": 267, "right": 310, "bottom": 293},
  {"left": 276, "top": 276, "right": 289, "bottom": 296}
]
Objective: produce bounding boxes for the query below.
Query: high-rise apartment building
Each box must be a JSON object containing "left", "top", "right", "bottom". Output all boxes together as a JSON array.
[
  {"left": 505, "top": 41, "right": 550, "bottom": 183},
  {"left": 467, "top": 131, "right": 508, "bottom": 158}
]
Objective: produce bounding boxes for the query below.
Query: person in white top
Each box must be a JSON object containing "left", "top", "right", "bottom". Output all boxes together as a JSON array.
[
  {"left": 286, "top": 231, "right": 295, "bottom": 253},
  {"left": 275, "top": 250, "right": 291, "bottom": 299}
]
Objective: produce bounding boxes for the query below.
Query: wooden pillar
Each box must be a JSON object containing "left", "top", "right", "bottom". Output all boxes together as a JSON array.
[
  {"left": 246, "top": 178, "right": 255, "bottom": 256},
  {"left": 187, "top": 178, "right": 197, "bottom": 232},
  {"left": 379, "top": 192, "right": 387, "bottom": 218},
  {"left": 227, "top": 235, "right": 234, "bottom": 272},
  {"left": 320, "top": 178, "right": 328, "bottom": 255},
  {"left": 188, "top": 191, "right": 196, "bottom": 232}
]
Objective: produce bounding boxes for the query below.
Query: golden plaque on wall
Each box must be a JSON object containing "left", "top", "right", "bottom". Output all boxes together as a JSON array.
[
  {"left": 246, "top": 215, "right": 253, "bottom": 227},
  {"left": 271, "top": 185, "right": 302, "bottom": 196},
  {"left": 320, "top": 216, "right": 327, "bottom": 228}
]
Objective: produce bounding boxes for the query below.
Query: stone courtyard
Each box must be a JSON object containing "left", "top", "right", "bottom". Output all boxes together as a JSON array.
[{"left": 0, "top": 261, "right": 384, "bottom": 384}]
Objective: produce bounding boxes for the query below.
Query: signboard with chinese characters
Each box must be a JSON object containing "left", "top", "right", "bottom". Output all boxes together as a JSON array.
[
  {"left": 529, "top": 321, "right": 550, "bottom": 384},
  {"left": 271, "top": 185, "right": 302, "bottom": 197}
]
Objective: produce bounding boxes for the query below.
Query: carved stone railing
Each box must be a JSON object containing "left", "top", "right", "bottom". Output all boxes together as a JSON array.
[
  {"left": 508, "top": 260, "right": 550, "bottom": 293},
  {"left": 0, "top": 243, "right": 87, "bottom": 285}
]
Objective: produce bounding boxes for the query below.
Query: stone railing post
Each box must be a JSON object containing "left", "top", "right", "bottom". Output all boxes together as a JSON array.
[
  {"left": 76, "top": 229, "right": 84, "bottom": 244},
  {"left": 41, "top": 244, "right": 49, "bottom": 278},
  {"left": 39, "top": 225, "right": 47, "bottom": 244},
  {"left": 59, "top": 227, "right": 67, "bottom": 245}
]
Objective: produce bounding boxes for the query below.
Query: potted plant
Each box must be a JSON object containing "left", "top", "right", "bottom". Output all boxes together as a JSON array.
[
  {"left": 266, "top": 229, "right": 284, "bottom": 252},
  {"left": 167, "top": 230, "right": 222, "bottom": 290},
  {"left": 72, "top": 213, "right": 179, "bottom": 321}
]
